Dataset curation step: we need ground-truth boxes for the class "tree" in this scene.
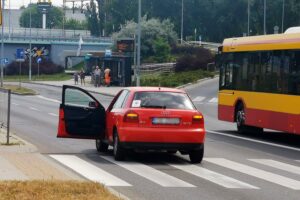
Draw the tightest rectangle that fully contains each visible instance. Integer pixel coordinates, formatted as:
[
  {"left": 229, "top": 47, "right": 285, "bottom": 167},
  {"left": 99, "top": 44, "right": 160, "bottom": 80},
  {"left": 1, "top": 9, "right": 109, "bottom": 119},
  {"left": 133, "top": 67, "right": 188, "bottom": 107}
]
[
  {"left": 19, "top": 5, "right": 63, "bottom": 29},
  {"left": 153, "top": 37, "right": 171, "bottom": 62},
  {"left": 113, "top": 17, "right": 178, "bottom": 58},
  {"left": 86, "top": 0, "right": 100, "bottom": 36},
  {"left": 64, "top": 19, "right": 88, "bottom": 30}
]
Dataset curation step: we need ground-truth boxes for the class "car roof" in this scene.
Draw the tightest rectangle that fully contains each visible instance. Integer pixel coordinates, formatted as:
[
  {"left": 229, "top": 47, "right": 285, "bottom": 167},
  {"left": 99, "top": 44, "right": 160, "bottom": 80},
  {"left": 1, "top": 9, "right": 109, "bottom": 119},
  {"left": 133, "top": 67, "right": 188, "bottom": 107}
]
[{"left": 126, "top": 87, "right": 186, "bottom": 94}]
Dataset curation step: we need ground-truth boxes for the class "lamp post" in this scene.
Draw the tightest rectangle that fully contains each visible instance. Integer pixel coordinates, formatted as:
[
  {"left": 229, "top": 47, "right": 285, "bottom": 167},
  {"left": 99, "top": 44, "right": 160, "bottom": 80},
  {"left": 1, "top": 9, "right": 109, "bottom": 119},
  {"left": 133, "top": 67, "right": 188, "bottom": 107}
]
[
  {"left": 263, "top": 0, "right": 266, "bottom": 35},
  {"left": 29, "top": 0, "right": 32, "bottom": 81},
  {"left": 1, "top": 0, "right": 5, "bottom": 87},
  {"left": 180, "top": 0, "right": 183, "bottom": 44},
  {"left": 136, "top": 0, "right": 141, "bottom": 86},
  {"left": 247, "top": 0, "right": 250, "bottom": 36},
  {"left": 281, "top": 0, "right": 285, "bottom": 33}
]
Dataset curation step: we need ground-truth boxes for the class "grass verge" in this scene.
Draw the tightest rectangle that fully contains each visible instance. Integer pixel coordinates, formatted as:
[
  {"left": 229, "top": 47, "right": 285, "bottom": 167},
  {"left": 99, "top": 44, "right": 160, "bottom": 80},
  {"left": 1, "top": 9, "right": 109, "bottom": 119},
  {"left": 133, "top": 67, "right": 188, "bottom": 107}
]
[
  {"left": 3, "top": 73, "right": 72, "bottom": 82},
  {"left": 141, "top": 69, "right": 215, "bottom": 87},
  {"left": 0, "top": 180, "right": 121, "bottom": 200},
  {"left": 1, "top": 85, "right": 36, "bottom": 95}
]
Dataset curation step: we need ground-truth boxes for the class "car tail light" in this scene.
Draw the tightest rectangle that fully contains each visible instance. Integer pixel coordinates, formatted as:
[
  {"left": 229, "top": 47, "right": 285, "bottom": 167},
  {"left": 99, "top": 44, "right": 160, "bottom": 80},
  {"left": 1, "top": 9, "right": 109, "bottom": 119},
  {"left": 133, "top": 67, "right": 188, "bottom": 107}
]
[
  {"left": 192, "top": 115, "right": 204, "bottom": 124},
  {"left": 124, "top": 111, "right": 139, "bottom": 123}
]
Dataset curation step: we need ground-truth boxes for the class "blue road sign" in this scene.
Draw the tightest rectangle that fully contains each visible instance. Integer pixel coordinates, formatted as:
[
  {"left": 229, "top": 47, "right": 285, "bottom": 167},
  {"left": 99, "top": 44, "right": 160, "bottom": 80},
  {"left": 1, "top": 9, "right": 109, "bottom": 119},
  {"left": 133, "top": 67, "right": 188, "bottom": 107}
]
[
  {"left": 105, "top": 49, "right": 112, "bottom": 57},
  {"left": 37, "top": 57, "right": 42, "bottom": 64},
  {"left": 16, "top": 48, "right": 24, "bottom": 59},
  {"left": 1, "top": 58, "right": 8, "bottom": 65}
]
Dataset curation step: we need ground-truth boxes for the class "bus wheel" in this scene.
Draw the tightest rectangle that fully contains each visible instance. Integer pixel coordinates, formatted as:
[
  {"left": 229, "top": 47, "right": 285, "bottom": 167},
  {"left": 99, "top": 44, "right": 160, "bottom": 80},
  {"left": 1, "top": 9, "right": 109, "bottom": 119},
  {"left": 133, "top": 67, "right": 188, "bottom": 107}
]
[{"left": 236, "top": 105, "right": 263, "bottom": 134}]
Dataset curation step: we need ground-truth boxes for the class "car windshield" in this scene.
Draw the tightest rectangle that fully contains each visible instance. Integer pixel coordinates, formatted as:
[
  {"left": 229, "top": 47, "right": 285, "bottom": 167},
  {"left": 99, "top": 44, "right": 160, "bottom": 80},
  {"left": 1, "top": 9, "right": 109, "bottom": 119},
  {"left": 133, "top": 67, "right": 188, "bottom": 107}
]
[{"left": 131, "top": 91, "right": 195, "bottom": 110}]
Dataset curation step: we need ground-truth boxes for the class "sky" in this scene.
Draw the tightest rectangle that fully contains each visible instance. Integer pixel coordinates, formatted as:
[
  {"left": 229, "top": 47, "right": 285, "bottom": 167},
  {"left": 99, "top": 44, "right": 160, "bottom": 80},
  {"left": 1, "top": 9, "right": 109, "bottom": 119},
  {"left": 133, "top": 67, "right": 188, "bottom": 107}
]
[{"left": 6, "top": 0, "right": 85, "bottom": 9}]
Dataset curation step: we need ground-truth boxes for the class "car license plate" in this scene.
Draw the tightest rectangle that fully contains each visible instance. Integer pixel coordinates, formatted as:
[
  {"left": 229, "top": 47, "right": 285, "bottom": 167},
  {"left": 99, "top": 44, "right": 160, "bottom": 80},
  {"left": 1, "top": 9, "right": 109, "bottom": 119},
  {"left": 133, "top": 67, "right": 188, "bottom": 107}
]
[{"left": 152, "top": 118, "right": 180, "bottom": 125}]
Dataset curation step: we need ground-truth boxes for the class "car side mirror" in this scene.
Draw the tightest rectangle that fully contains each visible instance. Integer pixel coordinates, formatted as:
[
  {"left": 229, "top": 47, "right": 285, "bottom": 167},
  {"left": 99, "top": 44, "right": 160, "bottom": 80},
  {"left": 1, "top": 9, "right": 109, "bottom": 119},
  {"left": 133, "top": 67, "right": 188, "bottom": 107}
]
[{"left": 89, "top": 101, "right": 98, "bottom": 108}]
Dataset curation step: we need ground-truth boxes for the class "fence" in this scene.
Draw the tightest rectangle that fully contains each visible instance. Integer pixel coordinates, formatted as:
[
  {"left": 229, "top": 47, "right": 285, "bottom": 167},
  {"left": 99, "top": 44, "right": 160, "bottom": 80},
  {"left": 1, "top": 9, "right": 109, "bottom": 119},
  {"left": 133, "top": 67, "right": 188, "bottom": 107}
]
[
  {"left": 139, "top": 63, "right": 176, "bottom": 75},
  {"left": 0, "top": 88, "right": 11, "bottom": 145}
]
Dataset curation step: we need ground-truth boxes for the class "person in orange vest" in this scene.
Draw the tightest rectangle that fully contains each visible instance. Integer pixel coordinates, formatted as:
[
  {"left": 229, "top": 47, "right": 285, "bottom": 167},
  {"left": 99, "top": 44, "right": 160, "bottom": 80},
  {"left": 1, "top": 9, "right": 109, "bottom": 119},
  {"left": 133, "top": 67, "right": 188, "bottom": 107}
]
[{"left": 104, "top": 67, "right": 111, "bottom": 87}]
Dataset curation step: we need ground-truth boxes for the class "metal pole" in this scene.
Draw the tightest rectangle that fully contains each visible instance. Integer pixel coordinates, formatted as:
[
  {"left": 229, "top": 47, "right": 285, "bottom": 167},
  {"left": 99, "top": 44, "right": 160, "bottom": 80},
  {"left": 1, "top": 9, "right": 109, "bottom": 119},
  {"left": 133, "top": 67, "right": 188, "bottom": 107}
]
[
  {"left": 136, "top": 0, "right": 141, "bottom": 86},
  {"left": 247, "top": 0, "right": 250, "bottom": 36},
  {"left": 29, "top": 0, "right": 32, "bottom": 81},
  {"left": 282, "top": 0, "right": 285, "bottom": 33},
  {"left": 6, "top": 89, "right": 10, "bottom": 145},
  {"left": 264, "top": 0, "right": 266, "bottom": 35},
  {"left": 180, "top": 0, "right": 183, "bottom": 44},
  {"left": 38, "top": 62, "right": 40, "bottom": 79},
  {"left": 8, "top": 0, "right": 11, "bottom": 39},
  {"left": 19, "top": 62, "right": 21, "bottom": 88},
  {"left": 0, "top": 0, "right": 4, "bottom": 88}
]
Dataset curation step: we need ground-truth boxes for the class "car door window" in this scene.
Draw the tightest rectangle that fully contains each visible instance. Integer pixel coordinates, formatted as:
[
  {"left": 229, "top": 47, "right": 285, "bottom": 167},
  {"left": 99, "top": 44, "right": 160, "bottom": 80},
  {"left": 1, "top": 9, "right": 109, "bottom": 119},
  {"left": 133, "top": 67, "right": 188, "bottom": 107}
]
[
  {"left": 65, "top": 88, "right": 94, "bottom": 107},
  {"left": 113, "top": 90, "right": 129, "bottom": 109}
]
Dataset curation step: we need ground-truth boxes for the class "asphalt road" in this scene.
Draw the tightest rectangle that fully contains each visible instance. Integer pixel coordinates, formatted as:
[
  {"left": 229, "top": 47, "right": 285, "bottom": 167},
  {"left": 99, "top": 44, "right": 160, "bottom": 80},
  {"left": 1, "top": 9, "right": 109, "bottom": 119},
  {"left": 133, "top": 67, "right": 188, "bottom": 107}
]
[{"left": 9, "top": 79, "right": 300, "bottom": 200}]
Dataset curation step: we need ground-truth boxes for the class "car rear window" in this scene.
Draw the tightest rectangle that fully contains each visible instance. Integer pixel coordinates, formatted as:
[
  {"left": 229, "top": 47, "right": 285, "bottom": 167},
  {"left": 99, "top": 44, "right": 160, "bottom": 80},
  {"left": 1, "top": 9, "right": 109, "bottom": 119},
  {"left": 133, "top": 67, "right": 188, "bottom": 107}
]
[{"left": 131, "top": 91, "right": 195, "bottom": 110}]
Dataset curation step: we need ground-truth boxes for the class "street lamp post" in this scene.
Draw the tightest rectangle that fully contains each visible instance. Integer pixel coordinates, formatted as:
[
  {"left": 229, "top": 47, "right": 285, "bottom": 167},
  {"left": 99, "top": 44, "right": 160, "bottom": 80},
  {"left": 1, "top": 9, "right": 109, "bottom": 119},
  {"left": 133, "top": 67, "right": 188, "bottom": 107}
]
[
  {"left": 136, "top": 0, "right": 141, "bottom": 86},
  {"left": 29, "top": 0, "right": 32, "bottom": 81},
  {"left": 281, "top": 0, "right": 285, "bottom": 33},
  {"left": 1, "top": 0, "right": 5, "bottom": 87},
  {"left": 264, "top": 0, "right": 266, "bottom": 35},
  {"left": 180, "top": 0, "right": 183, "bottom": 44}
]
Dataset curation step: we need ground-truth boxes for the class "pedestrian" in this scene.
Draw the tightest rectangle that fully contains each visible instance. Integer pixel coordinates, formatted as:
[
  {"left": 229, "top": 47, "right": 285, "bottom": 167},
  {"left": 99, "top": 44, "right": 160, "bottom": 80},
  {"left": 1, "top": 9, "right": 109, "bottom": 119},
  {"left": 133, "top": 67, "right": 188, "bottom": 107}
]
[
  {"left": 104, "top": 67, "right": 111, "bottom": 87},
  {"left": 80, "top": 68, "right": 85, "bottom": 86},
  {"left": 94, "top": 66, "right": 101, "bottom": 87},
  {"left": 73, "top": 71, "right": 79, "bottom": 85}
]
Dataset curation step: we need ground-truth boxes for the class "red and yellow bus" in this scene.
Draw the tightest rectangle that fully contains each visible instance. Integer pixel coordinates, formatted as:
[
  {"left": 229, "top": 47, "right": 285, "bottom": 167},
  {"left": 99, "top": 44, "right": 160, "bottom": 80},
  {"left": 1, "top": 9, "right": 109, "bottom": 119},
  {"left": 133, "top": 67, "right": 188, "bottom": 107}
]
[{"left": 217, "top": 30, "right": 300, "bottom": 134}]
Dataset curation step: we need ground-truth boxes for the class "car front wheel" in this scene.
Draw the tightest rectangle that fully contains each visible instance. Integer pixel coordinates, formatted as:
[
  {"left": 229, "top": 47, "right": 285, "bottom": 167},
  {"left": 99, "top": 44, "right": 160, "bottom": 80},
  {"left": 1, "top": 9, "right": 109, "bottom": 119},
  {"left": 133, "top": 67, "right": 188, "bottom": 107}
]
[{"left": 189, "top": 146, "right": 204, "bottom": 164}]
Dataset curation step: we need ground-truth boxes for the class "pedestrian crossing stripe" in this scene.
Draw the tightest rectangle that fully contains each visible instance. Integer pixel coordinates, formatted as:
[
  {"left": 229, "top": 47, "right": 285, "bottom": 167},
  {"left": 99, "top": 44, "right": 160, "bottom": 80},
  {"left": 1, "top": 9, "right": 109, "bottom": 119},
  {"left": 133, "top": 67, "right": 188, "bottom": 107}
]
[
  {"left": 49, "top": 155, "right": 300, "bottom": 190},
  {"left": 193, "top": 96, "right": 205, "bottom": 102},
  {"left": 205, "top": 158, "right": 300, "bottom": 190},
  {"left": 50, "top": 155, "right": 131, "bottom": 187},
  {"left": 192, "top": 96, "right": 218, "bottom": 103},
  {"left": 208, "top": 97, "right": 218, "bottom": 103},
  {"left": 249, "top": 159, "right": 300, "bottom": 176}
]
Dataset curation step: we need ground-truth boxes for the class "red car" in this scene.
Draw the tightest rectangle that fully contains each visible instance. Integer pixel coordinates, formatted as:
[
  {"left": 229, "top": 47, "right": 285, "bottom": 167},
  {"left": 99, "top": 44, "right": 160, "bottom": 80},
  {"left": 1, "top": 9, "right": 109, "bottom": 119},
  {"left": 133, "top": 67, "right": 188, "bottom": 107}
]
[{"left": 57, "top": 86, "right": 206, "bottom": 163}]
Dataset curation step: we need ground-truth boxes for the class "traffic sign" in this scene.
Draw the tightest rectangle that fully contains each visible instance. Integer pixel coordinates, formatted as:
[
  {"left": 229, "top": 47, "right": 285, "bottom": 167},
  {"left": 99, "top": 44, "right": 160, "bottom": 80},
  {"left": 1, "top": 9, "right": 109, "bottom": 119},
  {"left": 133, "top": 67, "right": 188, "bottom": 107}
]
[
  {"left": 1, "top": 58, "right": 8, "bottom": 65},
  {"left": 37, "top": 57, "right": 42, "bottom": 64},
  {"left": 16, "top": 48, "right": 25, "bottom": 62},
  {"left": 105, "top": 49, "right": 112, "bottom": 57}
]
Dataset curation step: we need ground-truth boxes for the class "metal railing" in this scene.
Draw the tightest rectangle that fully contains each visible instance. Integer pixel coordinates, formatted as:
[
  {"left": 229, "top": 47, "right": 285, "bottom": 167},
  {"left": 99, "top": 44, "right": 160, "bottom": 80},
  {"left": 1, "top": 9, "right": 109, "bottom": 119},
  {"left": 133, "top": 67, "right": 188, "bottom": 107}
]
[
  {"left": 139, "top": 63, "right": 175, "bottom": 75},
  {"left": 0, "top": 88, "right": 11, "bottom": 145}
]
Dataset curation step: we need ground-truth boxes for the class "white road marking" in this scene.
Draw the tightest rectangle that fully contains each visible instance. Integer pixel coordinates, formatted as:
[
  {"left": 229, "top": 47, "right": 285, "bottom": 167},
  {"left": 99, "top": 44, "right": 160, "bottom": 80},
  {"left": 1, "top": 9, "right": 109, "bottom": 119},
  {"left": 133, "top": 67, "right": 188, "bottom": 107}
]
[
  {"left": 37, "top": 95, "right": 61, "bottom": 103},
  {"left": 205, "top": 158, "right": 300, "bottom": 190},
  {"left": 193, "top": 96, "right": 205, "bottom": 102},
  {"left": 208, "top": 97, "right": 218, "bottom": 103},
  {"left": 170, "top": 163, "right": 258, "bottom": 189},
  {"left": 48, "top": 113, "right": 58, "bottom": 117},
  {"left": 29, "top": 107, "right": 39, "bottom": 111},
  {"left": 12, "top": 103, "right": 19, "bottom": 106},
  {"left": 249, "top": 159, "right": 300, "bottom": 176},
  {"left": 207, "top": 130, "right": 300, "bottom": 152},
  {"left": 50, "top": 155, "right": 131, "bottom": 187},
  {"left": 102, "top": 156, "right": 195, "bottom": 187}
]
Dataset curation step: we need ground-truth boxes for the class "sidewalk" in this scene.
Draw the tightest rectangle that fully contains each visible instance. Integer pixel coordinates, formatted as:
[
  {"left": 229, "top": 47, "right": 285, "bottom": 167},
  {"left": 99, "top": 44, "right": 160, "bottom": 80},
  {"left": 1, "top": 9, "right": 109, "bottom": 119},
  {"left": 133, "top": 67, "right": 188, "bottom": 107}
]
[
  {"left": 32, "top": 76, "right": 123, "bottom": 97},
  {"left": 0, "top": 128, "right": 82, "bottom": 181}
]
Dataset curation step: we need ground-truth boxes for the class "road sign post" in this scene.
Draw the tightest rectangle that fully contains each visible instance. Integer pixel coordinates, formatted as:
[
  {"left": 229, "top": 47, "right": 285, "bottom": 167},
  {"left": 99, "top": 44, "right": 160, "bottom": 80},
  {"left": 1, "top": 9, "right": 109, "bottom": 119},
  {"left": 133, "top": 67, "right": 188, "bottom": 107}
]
[
  {"left": 37, "top": 57, "right": 42, "bottom": 78},
  {"left": 16, "top": 48, "right": 25, "bottom": 88}
]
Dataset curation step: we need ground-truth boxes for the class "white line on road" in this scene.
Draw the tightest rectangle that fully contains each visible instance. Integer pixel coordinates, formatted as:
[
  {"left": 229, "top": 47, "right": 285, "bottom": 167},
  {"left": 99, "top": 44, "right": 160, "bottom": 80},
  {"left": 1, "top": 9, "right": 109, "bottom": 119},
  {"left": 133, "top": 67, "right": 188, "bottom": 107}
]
[
  {"left": 12, "top": 103, "right": 19, "bottom": 106},
  {"left": 249, "top": 159, "right": 300, "bottom": 176},
  {"left": 205, "top": 158, "right": 300, "bottom": 190},
  {"left": 102, "top": 156, "right": 195, "bottom": 187},
  {"left": 48, "top": 113, "right": 58, "bottom": 117},
  {"left": 170, "top": 163, "right": 258, "bottom": 189},
  {"left": 37, "top": 95, "right": 61, "bottom": 104},
  {"left": 208, "top": 97, "right": 218, "bottom": 103},
  {"left": 50, "top": 155, "right": 131, "bottom": 187},
  {"left": 29, "top": 107, "right": 39, "bottom": 111},
  {"left": 193, "top": 96, "right": 205, "bottom": 102},
  {"left": 207, "top": 130, "right": 300, "bottom": 152}
]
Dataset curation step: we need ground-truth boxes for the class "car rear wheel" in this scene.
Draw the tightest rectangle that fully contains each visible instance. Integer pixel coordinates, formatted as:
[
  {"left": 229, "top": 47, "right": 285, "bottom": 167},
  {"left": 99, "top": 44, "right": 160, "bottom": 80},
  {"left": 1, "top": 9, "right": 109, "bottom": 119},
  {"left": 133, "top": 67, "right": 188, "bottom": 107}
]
[
  {"left": 113, "top": 131, "right": 125, "bottom": 161},
  {"left": 96, "top": 139, "right": 108, "bottom": 152},
  {"left": 189, "top": 146, "right": 204, "bottom": 164}
]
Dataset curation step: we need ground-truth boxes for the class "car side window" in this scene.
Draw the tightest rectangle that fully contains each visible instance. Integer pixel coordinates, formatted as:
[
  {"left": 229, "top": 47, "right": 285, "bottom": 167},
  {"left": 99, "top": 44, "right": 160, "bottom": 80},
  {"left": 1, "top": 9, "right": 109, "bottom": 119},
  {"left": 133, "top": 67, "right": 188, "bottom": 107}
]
[
  {"left": 65, "top": 88, "right": 95, "bottom": 107},
  {"left": 113, "top": 90, "right": 129, "bottom": 109}
]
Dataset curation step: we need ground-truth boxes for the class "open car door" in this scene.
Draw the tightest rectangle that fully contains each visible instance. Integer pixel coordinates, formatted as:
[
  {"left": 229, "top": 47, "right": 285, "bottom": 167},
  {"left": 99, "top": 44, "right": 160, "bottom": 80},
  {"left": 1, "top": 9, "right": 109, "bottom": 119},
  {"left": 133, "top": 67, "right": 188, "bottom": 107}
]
[{"left": 57, "top": 85, "right": 106, "bottom": 139}]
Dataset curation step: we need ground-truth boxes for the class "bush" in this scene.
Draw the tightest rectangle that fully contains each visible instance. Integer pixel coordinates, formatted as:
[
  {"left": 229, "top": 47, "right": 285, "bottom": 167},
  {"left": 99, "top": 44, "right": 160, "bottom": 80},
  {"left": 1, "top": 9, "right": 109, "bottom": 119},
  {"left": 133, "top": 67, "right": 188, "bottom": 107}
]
[
  {"left": 5, "top": 60, "right": 64, "bottom": 75},
  {"left": 173, "top": 45, "right": 215, "bottom": 72}
]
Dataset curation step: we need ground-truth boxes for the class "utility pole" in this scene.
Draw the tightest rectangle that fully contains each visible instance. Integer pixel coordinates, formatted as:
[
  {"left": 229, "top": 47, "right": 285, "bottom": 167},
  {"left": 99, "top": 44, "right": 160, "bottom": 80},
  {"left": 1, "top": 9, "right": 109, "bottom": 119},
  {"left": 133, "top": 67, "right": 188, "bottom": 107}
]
[
  {"left": 247, "top": 0, "right": 250, "bottom": 36},
  {"left": 1, "top": 0, "right": 4, "bottom": 87},
  {"left": 29, "top": 0, "right": 32, "bottom": 81},
  {"left": 180, "top": 0, "right": 183, "bottom": 44},
  {"left": 281, "top": 0, "right": 285, "bottom": 33},
  {"left": 136, "top": 0, "right": 141, "bottom": 86},
  {"left": 264, "top": 0, "right": 266, "bottom": 35}
]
